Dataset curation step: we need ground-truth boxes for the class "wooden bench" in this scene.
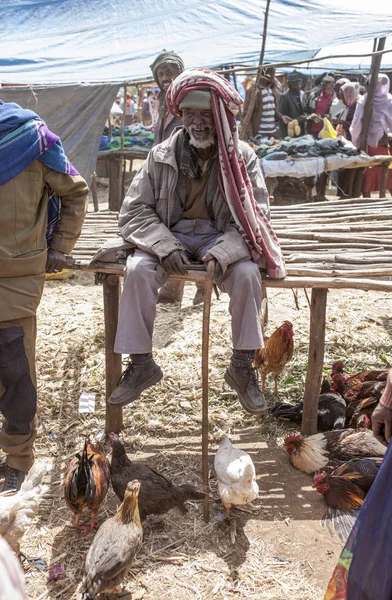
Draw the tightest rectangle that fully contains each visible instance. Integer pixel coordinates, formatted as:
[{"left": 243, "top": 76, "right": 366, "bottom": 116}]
[{"left": 72, "top": 198, "right": 392, "bottom": 519}]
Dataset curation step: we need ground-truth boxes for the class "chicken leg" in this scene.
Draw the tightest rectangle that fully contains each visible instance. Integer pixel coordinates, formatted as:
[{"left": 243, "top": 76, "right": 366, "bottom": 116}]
[{"left": 223, "top": 502, "right": 237, "bottom": 544}]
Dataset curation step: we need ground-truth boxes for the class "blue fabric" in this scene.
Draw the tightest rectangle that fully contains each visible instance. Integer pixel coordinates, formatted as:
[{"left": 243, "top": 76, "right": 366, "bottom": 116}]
[
  {"left": 0, "top": 100, "right": 79, "bottom": 245},
  {"left": 346, "top": 443, "right": 392, "bottom": 599},
  {"left": 0, "top": 1, "right": 391, "bottom": 84}
]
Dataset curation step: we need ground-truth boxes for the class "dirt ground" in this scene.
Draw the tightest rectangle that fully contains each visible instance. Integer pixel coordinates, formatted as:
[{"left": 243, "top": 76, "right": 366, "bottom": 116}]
[{"left": 9, "top": 263, "right": 390, "bottom": 600}]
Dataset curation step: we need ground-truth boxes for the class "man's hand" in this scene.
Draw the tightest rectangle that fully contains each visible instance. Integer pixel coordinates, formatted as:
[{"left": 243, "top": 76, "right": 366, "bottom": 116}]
[
  {"left": 202, "top": 253, "right": 221, "bottom": 279},
  {"left": 281, "top": 115, "right": 292, "bottom": 125},
  {"left": 45, "top": 249, "right": 75, "bottom": 273},
  {"left": 372, "top": 402, "right": 392, "bottom": 447},
  {"left": 161, "top": 250, "right": 190, "bottom": 275}
]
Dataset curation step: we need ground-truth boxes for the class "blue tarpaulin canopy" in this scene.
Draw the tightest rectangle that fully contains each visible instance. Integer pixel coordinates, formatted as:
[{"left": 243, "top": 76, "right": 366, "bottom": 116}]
[{"left": 1, "top": 0, "right": 392, "bottom": 84}]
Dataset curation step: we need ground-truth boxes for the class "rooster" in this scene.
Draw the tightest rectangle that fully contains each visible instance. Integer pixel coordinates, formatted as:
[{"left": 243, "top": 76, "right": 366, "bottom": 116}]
[
  {"left": 270, "top": 389, "right": 346, "bottom": 431},
  {"left": 81, "top": 480, "right": 143, "bottom": 599},
  {"left": 109, "top": 434, "right": 205, "bottom": 521},
  {"left": 0, "top": 462, "right": 49, "bottom": 555},
  {"left": 331, "top": 361, "right": 388, "bottom": 385},
  {"left": 314, "top": 458, "right": 381, "bottom": 509},
  {"left": 283, "top": 429, "right": 386, "bottom": 475},
  {"left": 64, "top": 439, "right": 110, "bottom": 529},
  {"left": 254, "top": 321, "right": 294, "bottom": 396},
  {"left": 332, "top": 372, "right": 386, "bottom": 428}
]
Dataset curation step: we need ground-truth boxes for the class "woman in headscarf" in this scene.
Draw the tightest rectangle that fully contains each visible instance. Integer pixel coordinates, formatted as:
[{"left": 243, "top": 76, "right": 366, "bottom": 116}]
[
  {"left": 335, "top": 82, "right": 360, "bottom": 198},
  {"left": 350, "top": 74, "right": 392, "bottom": 196},
  {"left": 336, "top": 82, "right": 359, "bottom": 140}
]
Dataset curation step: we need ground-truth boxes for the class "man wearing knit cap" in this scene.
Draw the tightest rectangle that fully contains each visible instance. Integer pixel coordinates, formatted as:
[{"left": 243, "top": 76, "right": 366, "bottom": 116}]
[
  {"left": 372, "top": 369, "right": 392, "bottom": 446},
  {"left": 150, "top": 50, "right": 185, "bottom": 146},
  {"left": 278, "top": 72, "right": 306, "bottom": 137},
  {"left": 109, "top": 69, "right": 286, "bottom": 416}
]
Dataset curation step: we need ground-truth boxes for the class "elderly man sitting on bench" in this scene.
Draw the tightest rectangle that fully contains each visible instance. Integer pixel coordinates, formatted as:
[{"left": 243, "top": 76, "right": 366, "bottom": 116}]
[{"left": 109, "top": 69, "right": 286, "bottom": 415}]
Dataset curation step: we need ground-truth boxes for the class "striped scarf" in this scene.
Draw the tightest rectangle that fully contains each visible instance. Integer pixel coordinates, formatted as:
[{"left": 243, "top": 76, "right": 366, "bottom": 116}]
[{"left": 166, "top": 69, "right": 286, "bottom": 279}]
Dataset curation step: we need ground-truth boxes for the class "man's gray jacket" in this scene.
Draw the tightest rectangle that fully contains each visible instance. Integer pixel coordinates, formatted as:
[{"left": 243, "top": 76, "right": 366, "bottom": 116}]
[{"left": 119, "top": 129, "right": 270, "bottom": 272}]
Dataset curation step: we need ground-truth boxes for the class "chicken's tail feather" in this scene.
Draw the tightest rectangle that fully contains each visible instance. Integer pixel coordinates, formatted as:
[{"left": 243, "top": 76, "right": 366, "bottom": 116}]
[
  {"left": 177, "top": 485, "right": 206, "bottom": 502},
  {"left": 269, "top": 401, "right": 303, "bottom": 422},
  {"left": 321, "top": 507, "right": 359, "bottom": 543}
]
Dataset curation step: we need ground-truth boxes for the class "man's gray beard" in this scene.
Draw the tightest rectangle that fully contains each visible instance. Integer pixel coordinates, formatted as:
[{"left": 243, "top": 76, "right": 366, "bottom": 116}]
[{"left": 186, "top": 128, "right": 216, "bottom": 149}]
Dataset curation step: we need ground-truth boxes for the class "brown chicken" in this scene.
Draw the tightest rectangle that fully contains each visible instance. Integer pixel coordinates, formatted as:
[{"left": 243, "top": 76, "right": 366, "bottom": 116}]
[
  {"left": 64, "top": 439, "right": 110, "bottom": 529},
  {"left": 254, "top": 321, "right": 294, "bottom": 396},
  {"left": 109, "top": 434, "right": 206, "bottom": 521},
  {"left": 314, "top": 458, "right": 381, "bottom": 509},
  {"left": 332, "top": 372, "right": 386, "bottom": 428},
  {"left": 81, "top": 480, "right": 143, "bottom": 599},
  {"left": 283, "top": 429, "right": 386, "bottom": 475}
]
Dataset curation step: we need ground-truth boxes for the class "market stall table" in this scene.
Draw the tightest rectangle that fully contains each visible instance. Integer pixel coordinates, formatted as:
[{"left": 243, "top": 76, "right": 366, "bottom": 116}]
[{"left": 261, "top": 153, "right": 392, "bottom": 201}]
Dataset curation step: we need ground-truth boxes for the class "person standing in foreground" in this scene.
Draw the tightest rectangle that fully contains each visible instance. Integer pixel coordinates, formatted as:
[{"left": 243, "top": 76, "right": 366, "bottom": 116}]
[
  {"left": 350, "top": 74, "right": 392, "bottom": 197},
  {"left": 108, "top": 69, "right": 286, "bottom": 415},
  {"left": 0, "top": 100, "right": 88, "bottom": 491},
  {"left": 372, "top": 369, "right": 392, "bottom": 446}
]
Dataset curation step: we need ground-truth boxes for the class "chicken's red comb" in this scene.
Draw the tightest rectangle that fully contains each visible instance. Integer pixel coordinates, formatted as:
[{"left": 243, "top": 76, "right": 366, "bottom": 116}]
[
  {"left": 283, "top": 434, "right": 301, "bottom": 446},
  {"left": 313, "top": 473, "right": 327, "bottom": 486},
  {"left": 332, "top": 360, "right": 345, "bottom": 371},
  {"left": 282, "top": 321, "right": 293, "bottom": 328},
  {"left": 332, "top": 372, "right": 346, "bottom": 381}
]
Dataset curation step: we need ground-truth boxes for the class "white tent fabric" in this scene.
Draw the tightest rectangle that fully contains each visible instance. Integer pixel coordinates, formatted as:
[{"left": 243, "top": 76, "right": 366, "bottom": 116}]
[{"left": 1, "top": 0, "right": 392, "bottom": 84}]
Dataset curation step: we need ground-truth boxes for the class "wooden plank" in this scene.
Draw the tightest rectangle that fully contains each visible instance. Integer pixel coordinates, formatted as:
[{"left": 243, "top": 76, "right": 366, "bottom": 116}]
[
  {"left": 108, "top": 157, "right": 124, "bottom": 212},
  {"left": 302, "top": 288, "right": 328, "bottom": 435},
  {"left": 103, "top": 275, "right": 123, "bottom": 433}
]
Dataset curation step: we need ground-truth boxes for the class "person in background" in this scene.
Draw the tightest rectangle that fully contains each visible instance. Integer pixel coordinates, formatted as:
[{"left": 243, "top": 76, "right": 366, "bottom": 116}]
[
  {"left": 333, "top": 82, "right": 360, "bottom": 198},
  {"left": 243, "top": 66, "right": 281, "bottom": 139},
  {"left": 120, "top": 92, "right": 136, "bottom": 126},
  {"left": 350, "top": 73, "right": 392, "bottom": 197},
  {"left": 142, "top": 92, "right": 152, "bottom": 126},
  {"left": 334, "top": 81, "right": 359, "bottom": 140},
  {"left": 150, "top": 50, "right": 184, "bottom": 146},
  {"left": 0, "top": 100, "right": 88, "bottom": 491},
  {"left": 149, "top": 50, "right": 204, "bottom": 304},
  {"left": 278, "top": 72, "right": 306, "bottom": 137},
  {"left": 330, "top": 77, "right": 350, "bottom": 120},
  {"left": 149, "top": 91, "right": 159, "bottom": 125},
  {"left": 306, "top": 75, "right": 335, "bottom": 138}
]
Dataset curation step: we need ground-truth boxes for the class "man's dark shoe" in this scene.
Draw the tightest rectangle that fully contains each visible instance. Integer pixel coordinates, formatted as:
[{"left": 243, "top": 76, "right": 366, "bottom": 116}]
[
  {"left": 2, "top": 465, "right": 26, "bottom": 492},
  {"left": 224, "top": 362, "right": 268, "bottom": 415},
  {"left": 109, "top": 358, "right": 163, "bottom": 407}
]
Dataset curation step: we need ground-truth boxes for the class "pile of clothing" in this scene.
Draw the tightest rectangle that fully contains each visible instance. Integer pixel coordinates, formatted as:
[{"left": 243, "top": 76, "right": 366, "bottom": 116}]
[
  {"left": 255, "top": 135, "right": 360, "bottom": 161},
  {"left": 99, "top": 123, "right": 154, "bottom": 153}
]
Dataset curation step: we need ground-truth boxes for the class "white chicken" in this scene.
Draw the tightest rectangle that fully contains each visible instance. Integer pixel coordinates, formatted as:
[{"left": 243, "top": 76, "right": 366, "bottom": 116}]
[
  {"left": 0, "top": 462, "right": 49, "bottom": 554},
  {"left": 214, "top": 437, "right": 259, "bottom": 541},
  {"left": 0, "top": 536, "right": 26, "bottom": 600}
]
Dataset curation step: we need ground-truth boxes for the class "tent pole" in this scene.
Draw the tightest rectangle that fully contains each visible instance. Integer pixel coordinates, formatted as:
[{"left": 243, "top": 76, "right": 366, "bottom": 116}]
[
  {"left": 352, "top": 37, "right": 386, "bottom": 197},
  {"left": 240, "top": 0, "right": 271, "bottom": 140}
]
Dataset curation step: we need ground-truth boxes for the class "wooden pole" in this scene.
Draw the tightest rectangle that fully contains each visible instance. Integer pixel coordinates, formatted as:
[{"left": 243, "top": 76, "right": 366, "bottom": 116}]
[
  {"left": 103, "top": 274, "right": 123, "bottom": 433},
  {"left": 302, "top": 288, "right": 327, "bottom": 435},
  {"left": 201, "top": 263, "right": 214, "bottom": 522},
  {"left": 91, "top": 172, "right": 99, "bottom": 212},
  {"left": 353, "top": 37, "right": 386, "bottom": 197},
  {"left": 240, "top": 0, "right": 271, "bottom": 140},
  {"left": 379, "top": 161, "right": 389, "bottom": 198}
]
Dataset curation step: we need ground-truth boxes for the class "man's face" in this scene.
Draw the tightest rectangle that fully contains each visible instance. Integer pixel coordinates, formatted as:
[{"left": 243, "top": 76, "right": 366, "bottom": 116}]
[
  {"left": 289, "top": 81, "right": 301, "bottom": 93},
  {"left": 182, "top": 108, "right": 216, "bottom": 149},
  {"left": 323, "top": 82, "right": 334, "bottom": 96},
  {"left": 156, "top": 64, "right": 181, "bottom": 91}
]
